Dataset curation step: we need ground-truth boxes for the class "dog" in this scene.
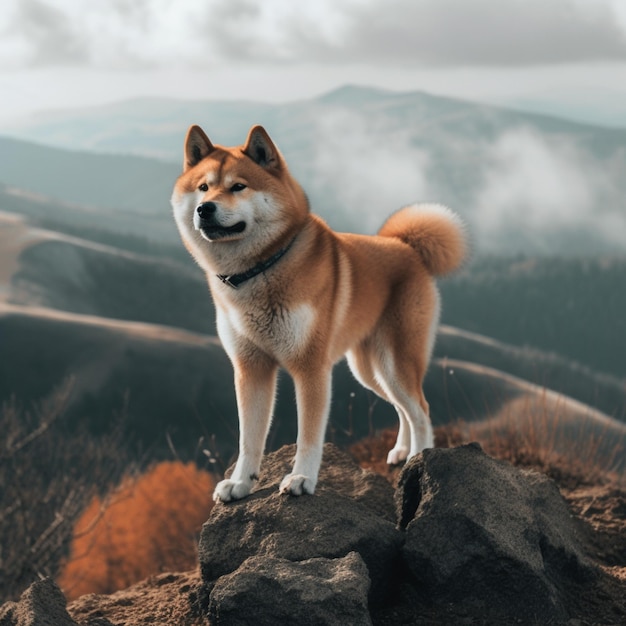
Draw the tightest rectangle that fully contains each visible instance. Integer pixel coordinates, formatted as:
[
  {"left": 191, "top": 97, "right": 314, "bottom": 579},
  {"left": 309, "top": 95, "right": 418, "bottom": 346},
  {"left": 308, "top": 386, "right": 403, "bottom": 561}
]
[{"left": 171, "top": 124, "right": 467, "bottom": 502}]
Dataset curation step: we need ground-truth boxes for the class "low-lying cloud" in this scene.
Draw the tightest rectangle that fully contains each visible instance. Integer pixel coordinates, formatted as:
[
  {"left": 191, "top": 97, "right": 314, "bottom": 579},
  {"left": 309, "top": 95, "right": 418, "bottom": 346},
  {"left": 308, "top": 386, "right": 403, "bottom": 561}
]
[
  {"left": 473, "top": 128, "right": 626, "bottom": 252},
  {"left": 311, "top": 110, "right": 432, "bottom": 233},
  {"left": 306, "top": 109, "right": 626, "bottom": 254}
]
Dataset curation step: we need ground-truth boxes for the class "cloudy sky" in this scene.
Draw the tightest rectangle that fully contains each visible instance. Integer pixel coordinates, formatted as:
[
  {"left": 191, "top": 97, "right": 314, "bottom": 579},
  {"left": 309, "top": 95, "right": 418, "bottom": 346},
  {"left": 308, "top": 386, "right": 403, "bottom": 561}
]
[{"left": 1, "top": 0, "right": 626, "bottom": 121}]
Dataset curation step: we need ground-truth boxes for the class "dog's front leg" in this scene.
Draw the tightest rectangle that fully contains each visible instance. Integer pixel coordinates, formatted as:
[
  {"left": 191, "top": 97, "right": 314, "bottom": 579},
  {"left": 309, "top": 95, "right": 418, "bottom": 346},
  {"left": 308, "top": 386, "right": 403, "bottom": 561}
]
[
  {"left": 279, "top": 369, "right": 332, "bottom": 496},
  {"left": 213, "top": 353, "right": 278, "bottom": 503}
]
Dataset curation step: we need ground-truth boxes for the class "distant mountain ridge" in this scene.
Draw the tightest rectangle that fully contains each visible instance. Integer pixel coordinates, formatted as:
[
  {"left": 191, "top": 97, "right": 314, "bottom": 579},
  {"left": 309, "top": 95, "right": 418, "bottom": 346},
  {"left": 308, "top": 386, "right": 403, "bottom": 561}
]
[
  {"left": 0, "top": 137, "right": 176, "bottom": 215},
  {"left": 1, "top": 85, "right": 625, "bottom": 255},
  {"left": 5, "top": 85, "right": 625, "bottom": 161}
]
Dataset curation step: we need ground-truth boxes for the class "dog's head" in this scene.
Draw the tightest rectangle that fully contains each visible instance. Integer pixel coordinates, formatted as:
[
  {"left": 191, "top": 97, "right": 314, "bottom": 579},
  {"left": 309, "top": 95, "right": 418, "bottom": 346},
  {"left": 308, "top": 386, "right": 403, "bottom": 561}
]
[{"left": 171, "top": 125, "right": 308, "bottom": 271}]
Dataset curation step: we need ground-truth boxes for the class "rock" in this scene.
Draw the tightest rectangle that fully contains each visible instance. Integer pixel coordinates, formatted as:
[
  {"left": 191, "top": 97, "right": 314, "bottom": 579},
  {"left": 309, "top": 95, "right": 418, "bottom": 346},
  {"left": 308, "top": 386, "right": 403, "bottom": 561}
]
[
  {"left": 0, "top": 578, "right": 78, "bottom": 626},
  {"left": 199, "top": 443, "right": 402, "bottom": 603},
  {"left": 395, "top": 442, "right": 596, "bottom": 623},
  {"left": 254, "top": 443, "right": 396, "bottom": 522},
  {"left": 208, "top": 552, "right": 372, "bottom": 626}
]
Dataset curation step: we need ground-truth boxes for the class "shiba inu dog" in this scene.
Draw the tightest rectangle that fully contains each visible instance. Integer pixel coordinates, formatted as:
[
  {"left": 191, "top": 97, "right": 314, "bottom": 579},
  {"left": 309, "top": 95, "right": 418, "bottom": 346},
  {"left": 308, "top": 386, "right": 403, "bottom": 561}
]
[{"left": 171, "top": 124, "right": 467, "bottom": 502}]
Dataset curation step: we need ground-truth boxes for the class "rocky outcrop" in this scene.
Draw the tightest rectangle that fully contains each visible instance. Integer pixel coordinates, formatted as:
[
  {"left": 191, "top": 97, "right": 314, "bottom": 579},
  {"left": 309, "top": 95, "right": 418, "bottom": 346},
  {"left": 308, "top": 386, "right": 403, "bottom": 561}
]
[
  {"left": 3, "top": 442, "right": 621, "bottom": 625},
  {"left": 200, "top": 442, "right": 600, "bottom": 625}
]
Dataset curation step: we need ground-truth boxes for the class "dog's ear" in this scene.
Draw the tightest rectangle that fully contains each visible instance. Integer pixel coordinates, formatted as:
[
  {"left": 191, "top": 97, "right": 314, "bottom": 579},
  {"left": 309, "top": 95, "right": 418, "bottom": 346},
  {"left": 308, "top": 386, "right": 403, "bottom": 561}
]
[
  {"left": 242, "top": 126, "right": 281, "bottom": 171},
  {"left": 184, "top": 125, "right": 214, "bottom": 171}
]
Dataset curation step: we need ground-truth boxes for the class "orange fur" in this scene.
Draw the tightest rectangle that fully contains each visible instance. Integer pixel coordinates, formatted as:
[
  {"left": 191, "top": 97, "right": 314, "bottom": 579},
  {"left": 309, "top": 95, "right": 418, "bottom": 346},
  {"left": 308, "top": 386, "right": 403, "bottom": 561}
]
[
  {"left": 171, "top": 125, "right": 467, "bottom": 501},
  {"left": 378, "top": 204, "right": 468, "bottom": 275}
]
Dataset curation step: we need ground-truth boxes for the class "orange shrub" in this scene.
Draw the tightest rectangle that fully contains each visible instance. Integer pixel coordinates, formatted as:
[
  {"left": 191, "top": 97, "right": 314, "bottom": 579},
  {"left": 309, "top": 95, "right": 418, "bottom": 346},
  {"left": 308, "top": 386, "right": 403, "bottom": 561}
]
[{"left": 58, "top": 461, "right": 215, "bottom": 600}]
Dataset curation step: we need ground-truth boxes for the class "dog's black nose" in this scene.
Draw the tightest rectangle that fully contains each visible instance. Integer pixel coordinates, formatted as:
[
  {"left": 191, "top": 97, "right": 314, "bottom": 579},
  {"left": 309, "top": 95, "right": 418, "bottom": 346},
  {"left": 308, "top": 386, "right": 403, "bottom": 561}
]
[{"left": 197, "top": 202, "right": 217, "bottom": 218}]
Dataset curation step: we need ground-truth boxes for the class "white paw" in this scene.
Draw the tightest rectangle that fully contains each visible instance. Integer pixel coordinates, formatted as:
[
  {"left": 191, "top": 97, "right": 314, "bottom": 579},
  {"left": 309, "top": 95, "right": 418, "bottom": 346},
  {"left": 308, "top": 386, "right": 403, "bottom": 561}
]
[
  {"left": 387, "top": 445, "right": 409, "bottom": 465},
  {"left": 213, "top": 478, "right": 252, "bottom": 503},
  {"left": 279, "top": 473, "right": 316, "bottom": 496}
]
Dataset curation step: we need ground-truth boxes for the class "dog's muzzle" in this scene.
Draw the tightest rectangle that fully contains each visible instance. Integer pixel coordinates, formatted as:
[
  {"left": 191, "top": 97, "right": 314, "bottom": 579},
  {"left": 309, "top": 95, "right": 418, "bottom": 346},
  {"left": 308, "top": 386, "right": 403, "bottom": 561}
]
[{"left": 195, "top": 202, "right": 246, "bottom": 240}]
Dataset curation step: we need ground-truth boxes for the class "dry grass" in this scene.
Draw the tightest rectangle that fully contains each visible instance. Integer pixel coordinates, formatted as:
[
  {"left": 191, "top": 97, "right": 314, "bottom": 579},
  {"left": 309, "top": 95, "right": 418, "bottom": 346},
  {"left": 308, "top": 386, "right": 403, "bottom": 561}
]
[
  {"left": 0, "top": 381, "right": 128, "bottom": 603},
  {"left": 350, "top": 406, "right": 624, "bottom": 491},
  {"left": 58, "top": 461, "right": 216, "bottom": 600}
]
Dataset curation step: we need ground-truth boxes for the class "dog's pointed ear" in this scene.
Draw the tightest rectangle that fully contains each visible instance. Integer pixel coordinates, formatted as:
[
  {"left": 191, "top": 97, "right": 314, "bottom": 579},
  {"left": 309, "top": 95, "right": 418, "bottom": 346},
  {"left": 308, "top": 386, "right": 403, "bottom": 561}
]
[
  {"left": 242, "top": 126, "right": 281, "bottom": 171},
  {"left": 184, "top": 125, "right": 214, "bottom": 171}
]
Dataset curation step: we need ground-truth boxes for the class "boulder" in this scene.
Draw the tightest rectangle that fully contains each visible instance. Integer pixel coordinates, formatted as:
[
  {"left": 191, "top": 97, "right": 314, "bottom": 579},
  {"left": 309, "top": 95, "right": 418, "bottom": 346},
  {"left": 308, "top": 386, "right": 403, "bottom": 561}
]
[
  {"left": 199, "top": 444, "right": 402, "bottom": 604},
  {"left": 208, "top": 552, "right": 372, "bottom": 626},
  {"left": 395, "top": 442, "right": 596, "bottom": 623},
  {"left": 0, "top": 578, "right": 78, "bottom": 626}
]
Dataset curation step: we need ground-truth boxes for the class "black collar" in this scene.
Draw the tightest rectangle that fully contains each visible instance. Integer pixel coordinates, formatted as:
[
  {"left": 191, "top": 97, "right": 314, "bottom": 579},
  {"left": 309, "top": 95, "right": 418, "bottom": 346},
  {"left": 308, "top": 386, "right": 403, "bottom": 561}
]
[{"left": 217, "top": 236, "right": 297, "bottom": 289}]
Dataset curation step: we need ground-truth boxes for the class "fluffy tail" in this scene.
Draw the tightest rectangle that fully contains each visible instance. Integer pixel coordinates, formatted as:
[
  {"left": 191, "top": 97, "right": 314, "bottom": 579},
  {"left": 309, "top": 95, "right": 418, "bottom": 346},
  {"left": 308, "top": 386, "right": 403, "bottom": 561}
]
[{"left": 378, "top": 203, "right": 467, "bottom": 275}]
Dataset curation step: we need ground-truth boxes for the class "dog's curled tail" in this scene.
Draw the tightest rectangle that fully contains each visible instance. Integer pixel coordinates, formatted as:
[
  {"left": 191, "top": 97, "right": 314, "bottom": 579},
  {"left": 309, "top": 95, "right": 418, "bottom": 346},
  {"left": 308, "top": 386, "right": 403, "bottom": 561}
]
[{"left": 378, "top": 203, "right": 468, "bottom": 275}]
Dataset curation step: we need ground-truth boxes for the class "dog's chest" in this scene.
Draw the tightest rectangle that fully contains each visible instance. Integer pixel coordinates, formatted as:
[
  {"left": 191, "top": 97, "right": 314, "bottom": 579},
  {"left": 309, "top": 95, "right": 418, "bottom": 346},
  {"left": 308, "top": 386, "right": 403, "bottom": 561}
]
[{"left": 218, "top": 298, "right": 316, "bottom": 359}]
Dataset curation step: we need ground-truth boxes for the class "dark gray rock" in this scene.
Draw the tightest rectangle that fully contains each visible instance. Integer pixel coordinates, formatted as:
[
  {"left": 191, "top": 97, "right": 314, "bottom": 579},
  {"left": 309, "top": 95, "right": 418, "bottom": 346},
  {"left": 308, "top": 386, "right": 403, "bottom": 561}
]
[
  {"left": 199, "top": 444, "right": 402, "bottom": 603},
  {"left": 395, "top": 442, "right": 596, "bottom": 623},
  {"left": 208, "top": 552, "right": 372, "bottom": 626},
  {"left": 0, "top": 578, "right": 78, "bottom": 626}
]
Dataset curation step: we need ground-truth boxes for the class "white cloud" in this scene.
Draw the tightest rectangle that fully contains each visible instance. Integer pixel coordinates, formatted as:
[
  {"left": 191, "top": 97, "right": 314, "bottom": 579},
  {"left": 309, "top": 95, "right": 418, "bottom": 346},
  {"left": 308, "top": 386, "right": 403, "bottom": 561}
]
[
  {"left": 473, "top": 127, "right": 626, "bottom": 250},
  {"left": 311, "top": 109, "right": 432, "bottom": 232}
]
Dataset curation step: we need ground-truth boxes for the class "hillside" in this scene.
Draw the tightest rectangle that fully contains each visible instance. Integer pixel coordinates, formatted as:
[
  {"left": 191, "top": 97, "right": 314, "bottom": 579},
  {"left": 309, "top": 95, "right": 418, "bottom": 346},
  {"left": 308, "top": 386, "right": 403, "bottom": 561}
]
[
  {"left": 2, "top": 209, "right": 624, "bottom": 419},
  {"left": 3, "top": 303, "right": 624, "bottom": 477},
  {"left": 439, "top": 256, "right": 626, "bottom": 379},
  {"left": 3, "top": 213, "right": 624, "bottom": 466},
  {"left": 436, "top": 326, "right": 626, "bottom": 420},
  {"left": 0, "top": 184, "right": 179, "bottom": 245},
  {"left": 0, "top": 137, "right": 175, "bottom": 215}
]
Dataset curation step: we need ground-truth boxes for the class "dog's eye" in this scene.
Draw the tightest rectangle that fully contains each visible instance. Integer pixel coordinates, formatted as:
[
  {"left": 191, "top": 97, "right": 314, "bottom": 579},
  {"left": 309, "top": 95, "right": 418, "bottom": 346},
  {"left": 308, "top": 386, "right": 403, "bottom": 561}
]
[
  {"left": 230, "top": 183, "right": 247, "bottom": 193},
  {"left": 198, "top": 183, "right": 208, "bottom": 192}
]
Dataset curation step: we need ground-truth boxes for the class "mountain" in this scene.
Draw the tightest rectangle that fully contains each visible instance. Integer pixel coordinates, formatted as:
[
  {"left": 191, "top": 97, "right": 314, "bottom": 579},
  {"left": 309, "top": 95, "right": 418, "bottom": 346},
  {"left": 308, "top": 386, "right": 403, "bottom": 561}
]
[
  {"left": 498, "top": 87, "right": 626, "bottom": 130},
  {"left": 5, "top": 86, "right": 626, "bottom": 163},
  {"left": 2, "top": 85, "right": 626, "bottom": 255},
  {"left": 2, "top": 216, "right": 213, "bottom": 334}
]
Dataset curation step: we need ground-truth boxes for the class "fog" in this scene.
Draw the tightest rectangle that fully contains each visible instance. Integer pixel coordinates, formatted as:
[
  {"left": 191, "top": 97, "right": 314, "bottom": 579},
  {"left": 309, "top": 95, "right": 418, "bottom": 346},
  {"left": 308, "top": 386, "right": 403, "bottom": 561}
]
[
  {"left": 311, "top": 111, "right": 432, "bottom": 233},
  {"left": 473, "top": 128, "right": 626, "bottom": 252},
  {"left": 305, "top": 111, "right": 626, "bottom": 255}
]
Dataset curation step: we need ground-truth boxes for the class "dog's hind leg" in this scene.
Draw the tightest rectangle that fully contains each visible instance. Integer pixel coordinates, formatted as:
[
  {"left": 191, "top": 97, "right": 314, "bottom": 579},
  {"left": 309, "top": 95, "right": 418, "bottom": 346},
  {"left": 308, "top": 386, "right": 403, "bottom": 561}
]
[
  {"left": 213, "top": 350, "right": 278, "bottom": 503},
  {"left": 347, "top": 348, "right": 410, "bottom": 463},
  {"left": 373, "top": 348, "right": 434, "bottom": 460},
  {"left": 387, "top": 407, "right": 412, "bottom": 464},
  {"left": 349, "top": 281, "right": 438, "bottom": 463},
  {"left": 379, "top": 281, "right": 439, "bottom": 460},
  {"left": 279, "top": 368, "right": 332, "bottom": 496}
]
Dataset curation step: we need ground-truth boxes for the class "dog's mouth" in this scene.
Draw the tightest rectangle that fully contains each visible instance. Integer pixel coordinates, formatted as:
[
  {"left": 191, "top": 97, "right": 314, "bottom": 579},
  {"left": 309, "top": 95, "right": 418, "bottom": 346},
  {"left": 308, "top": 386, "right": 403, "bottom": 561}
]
[{"left": 198, "top": 220, "right": 246, "bottom": 241}]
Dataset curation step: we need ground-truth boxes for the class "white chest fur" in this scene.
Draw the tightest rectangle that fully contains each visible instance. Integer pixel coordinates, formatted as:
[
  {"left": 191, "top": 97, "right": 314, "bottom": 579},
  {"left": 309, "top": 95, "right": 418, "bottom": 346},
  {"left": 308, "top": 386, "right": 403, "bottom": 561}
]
[{"left": 217, "top": 301, "right": 316, "bottom": 361}]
